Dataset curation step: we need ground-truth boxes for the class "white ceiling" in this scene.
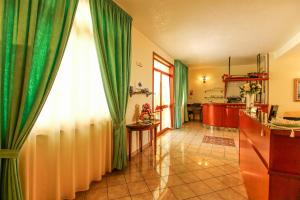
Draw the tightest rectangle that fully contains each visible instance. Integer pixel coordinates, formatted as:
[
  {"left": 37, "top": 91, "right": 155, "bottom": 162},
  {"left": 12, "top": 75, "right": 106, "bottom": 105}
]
[{"left": 115, "top": 0, "right": 300, "bottom": 66}]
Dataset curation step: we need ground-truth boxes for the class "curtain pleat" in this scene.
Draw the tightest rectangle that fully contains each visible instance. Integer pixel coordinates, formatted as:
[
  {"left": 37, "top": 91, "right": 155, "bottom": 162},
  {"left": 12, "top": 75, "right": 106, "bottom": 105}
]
[
  {"left": 174, "top": 60, "right": 188, "bottom": 128},
  {"left": 19, "top": 120, "right": 112, "bottom": 200},
  {"left": 0, "top": 1, "right": 78, "bottom": 199},
  {"left": 89, "top": 0, "right": 132, "bottom": 170},
  {"left": 18, "top": 0, "right": 113, "bottom": 198},
  {"left": 182, "top": 66, "right": 189, "bottom": 122}
]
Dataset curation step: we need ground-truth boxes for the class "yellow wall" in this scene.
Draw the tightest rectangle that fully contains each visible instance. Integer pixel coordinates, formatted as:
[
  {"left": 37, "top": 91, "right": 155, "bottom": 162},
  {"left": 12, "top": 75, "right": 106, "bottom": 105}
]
[
  {"left": 126, "top": 27, "right": 173, "bottom": 153},
  {"left": 188, "top": 64, "right": 256, "bottom": 103},
  {"left": 269, "top": 45, "right": 300, "bottom": 115}
]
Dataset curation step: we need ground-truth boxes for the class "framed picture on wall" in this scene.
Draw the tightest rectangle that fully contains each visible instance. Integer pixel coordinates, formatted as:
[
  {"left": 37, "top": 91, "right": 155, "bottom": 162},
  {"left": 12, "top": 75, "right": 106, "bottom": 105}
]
[{"left": 294, "top": 79, "right": 300, "bottom": 101}]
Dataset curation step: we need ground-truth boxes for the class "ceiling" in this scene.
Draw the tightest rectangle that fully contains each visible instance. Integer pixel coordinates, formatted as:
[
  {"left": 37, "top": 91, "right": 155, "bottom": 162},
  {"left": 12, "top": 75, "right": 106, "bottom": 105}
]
[
  {"left": 114, "top": 0, "right": 300, "bottom": 66},
  {"left": 276, "top": 42, "right": 300, "bottom": 62}
]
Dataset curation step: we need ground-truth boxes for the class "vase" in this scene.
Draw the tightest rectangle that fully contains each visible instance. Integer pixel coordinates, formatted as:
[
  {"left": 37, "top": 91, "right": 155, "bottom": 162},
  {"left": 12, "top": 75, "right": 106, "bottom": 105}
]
[{"left": 246, "top": 94, "right": 255, "bottom": 111}]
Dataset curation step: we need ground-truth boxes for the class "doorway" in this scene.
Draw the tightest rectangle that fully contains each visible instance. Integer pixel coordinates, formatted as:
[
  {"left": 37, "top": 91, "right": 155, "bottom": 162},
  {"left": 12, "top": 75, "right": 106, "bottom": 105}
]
[{"left": 152, "top": 53, "right": 174, "bottom": 134}]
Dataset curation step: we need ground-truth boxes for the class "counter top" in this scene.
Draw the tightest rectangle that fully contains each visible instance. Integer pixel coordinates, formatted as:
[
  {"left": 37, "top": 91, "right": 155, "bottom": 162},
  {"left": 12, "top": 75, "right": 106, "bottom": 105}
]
[
  {"left": 241, "top": 110, "right": 269, "bottom": 124},
  {"left": 240, "top": 110, "right": 300, "bottom": 137},
  {"left": 202, "top": 102, "right": 268, "bottom": 106}
]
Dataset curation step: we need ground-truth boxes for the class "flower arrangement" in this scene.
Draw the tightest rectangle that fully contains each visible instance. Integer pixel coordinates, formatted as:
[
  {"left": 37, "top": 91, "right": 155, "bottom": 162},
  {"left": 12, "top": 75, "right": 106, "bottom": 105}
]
[
  {"left": 155, "top": 105, "right": 168, "bottom": 111},
  {"left": 139, "top": 103, "right": 152, "bottom": 121},
  {"left": 240, "top": 82, "right": 262, "bottom": 97}
]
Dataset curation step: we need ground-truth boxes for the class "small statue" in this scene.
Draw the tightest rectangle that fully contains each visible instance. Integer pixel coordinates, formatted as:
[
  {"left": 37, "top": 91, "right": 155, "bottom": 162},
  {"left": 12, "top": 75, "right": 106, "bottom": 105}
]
[{"left": 133, "top": 104, "right": 140, "bottom": 123}]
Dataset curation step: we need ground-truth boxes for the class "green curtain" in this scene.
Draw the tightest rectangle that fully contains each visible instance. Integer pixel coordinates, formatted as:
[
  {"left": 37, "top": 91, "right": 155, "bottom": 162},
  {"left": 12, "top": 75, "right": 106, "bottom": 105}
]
[
  {"left": 174, "top": 60, "right": 188, "bottom": 128},
  {"left": 0, "top": 1, "right": 78, "bottom": 199},
  {"left": 89, "top": 0, "right": 132, "bottom": 170},
  {"left": 182, "top": 65, "right": 189, "bottom": 122}
]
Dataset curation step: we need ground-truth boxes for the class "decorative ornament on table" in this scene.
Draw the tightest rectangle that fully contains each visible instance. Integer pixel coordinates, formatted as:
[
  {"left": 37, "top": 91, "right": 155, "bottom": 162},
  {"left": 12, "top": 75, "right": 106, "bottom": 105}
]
[
  {"left": 138, "top": 103, "right": 154, "bottom": 124},
  {"left": 133, "top": 104, "right": 140, "bottom": 123},
  {"left": 240, "top": 82, "right": 262, "bottom": 111},
  {"left": 153, "top": 105, "right": 168, "bottom": 121}
]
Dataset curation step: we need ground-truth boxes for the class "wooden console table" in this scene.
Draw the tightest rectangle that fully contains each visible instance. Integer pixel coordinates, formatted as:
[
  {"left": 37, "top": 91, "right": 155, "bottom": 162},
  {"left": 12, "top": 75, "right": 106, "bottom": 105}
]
[{"left": 126, "top": 121, "right": 160, "bottom": 161}]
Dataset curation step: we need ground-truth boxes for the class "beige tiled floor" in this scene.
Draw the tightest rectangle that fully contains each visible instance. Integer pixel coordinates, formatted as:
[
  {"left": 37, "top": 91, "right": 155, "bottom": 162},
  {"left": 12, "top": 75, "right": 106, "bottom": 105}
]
[{"left": 75, "top": 122, "right": 248, "bottom": 200}]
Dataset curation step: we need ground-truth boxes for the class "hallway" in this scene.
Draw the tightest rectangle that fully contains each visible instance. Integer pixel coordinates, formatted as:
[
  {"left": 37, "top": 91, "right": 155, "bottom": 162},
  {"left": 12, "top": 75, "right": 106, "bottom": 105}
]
[{"left": 76, "top": 122, "right": 247, "bottom": 200}]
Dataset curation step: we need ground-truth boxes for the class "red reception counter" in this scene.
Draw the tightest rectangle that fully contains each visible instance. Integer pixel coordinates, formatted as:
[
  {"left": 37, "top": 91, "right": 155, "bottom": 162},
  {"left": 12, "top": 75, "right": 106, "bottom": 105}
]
[
  {"left": 239, "top": 111, "right": 300, "bottom": 200},
  {"left": 202, "top": 103, "right": 268, "bottom": 128}
]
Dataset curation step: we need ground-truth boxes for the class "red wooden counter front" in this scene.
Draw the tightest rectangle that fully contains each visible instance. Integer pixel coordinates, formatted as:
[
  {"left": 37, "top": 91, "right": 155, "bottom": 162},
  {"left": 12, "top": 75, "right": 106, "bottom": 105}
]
[
  {"left": 239, "top": 111, "right": 300, "bottom": 200},
  {"left": 202, "top": 103, "right": 268, "bottom": 128}
]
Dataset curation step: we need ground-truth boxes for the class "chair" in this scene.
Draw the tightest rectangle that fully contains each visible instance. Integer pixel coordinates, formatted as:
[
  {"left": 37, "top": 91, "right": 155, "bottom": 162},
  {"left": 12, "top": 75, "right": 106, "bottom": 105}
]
[
  {"left": 187, "top": 103, "right": 202, "bottom": 121},
  {"left": 187, "top": 104, "right": 194, "bottom": 121}
]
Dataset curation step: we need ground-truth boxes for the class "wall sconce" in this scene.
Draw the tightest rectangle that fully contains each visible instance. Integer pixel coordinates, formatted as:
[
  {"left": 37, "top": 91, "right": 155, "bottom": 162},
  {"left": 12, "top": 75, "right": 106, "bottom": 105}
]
[
  {"left": 202, "top": 75, "right": 207, "bottom": 83},
  {"left": 198, "top": 75, "right": 208, "bottom": 84},
  {"left": 136, "top": 61, "right": 143, "bottom": 68}
]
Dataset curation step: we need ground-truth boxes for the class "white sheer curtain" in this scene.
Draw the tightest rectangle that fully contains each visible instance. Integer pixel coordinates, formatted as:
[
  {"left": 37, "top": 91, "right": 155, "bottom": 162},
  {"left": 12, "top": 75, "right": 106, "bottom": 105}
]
[{"left": 19, "top": 0, "right": 112, "bottom": 199}]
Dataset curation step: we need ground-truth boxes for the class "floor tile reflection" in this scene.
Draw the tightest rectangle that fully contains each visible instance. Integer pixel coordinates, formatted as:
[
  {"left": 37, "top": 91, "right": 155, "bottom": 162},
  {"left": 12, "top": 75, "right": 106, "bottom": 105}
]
[{"left": 75, "top": 122, "right": 248, "bottom": 200}]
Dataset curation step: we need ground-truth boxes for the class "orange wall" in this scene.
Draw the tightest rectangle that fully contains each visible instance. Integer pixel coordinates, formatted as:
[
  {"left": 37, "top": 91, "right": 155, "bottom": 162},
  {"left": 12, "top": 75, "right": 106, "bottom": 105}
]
[
  {"left": 126, "top": 27, "right": 173, "bottom": 153},
  {"left": 188, "top": 64, "right": 257, "bottom": 103},
  {"left": 269, "top": 45, "right": 300, "bottom": 115}
]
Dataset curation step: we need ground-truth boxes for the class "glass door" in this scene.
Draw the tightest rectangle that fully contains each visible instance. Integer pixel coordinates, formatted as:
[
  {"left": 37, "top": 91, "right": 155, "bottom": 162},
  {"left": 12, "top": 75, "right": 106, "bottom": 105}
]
[
  {"left": 153, "top": 53, "right": 174, "bottom": 133},
  {"left": 161, "top": 74, "right": 171, "bottom": 130},
  {"left": 153, "top": 70, "right": 161, "bottom": 131}
]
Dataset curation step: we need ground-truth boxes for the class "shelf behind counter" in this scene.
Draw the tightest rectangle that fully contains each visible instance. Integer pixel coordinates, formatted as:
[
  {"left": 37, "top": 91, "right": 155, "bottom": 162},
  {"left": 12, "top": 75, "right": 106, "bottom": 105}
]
[{"left": 202, "top": 103, "right": 268, "bottom": 128}]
